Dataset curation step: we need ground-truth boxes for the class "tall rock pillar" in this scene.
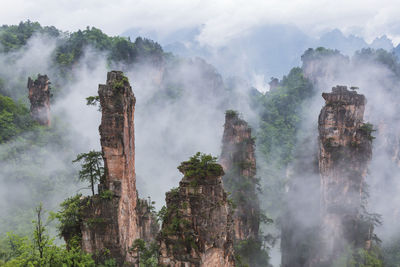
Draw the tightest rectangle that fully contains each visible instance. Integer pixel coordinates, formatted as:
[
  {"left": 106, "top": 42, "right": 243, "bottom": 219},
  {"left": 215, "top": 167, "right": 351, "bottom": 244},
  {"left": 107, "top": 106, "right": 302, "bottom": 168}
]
[
  {"left": 158, "top": 153, "right": 236, "bottom": 267},
  {"left": 27, "top": 74, "right": 51, "bottom": 126},
  {"left": 80, "top": 71, "right": 139, "bottom": 265},
  {"left": 318, "top": 85, "right": 373, "bottom": 263},
  {"left": 219, "top": 110, "right": 259, "bottom": 241}
]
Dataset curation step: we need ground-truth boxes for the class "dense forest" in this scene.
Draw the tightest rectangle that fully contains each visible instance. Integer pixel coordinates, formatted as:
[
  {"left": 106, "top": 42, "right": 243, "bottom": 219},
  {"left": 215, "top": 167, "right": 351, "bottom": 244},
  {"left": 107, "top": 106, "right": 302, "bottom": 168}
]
[{"left": 1, "top": 21, "right": 400, "bottom": 266}]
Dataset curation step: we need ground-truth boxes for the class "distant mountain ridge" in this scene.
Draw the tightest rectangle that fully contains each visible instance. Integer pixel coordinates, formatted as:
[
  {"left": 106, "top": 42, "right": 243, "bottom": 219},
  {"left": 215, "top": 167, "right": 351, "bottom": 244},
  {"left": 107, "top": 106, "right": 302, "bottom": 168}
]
[{"left": 122, "top": 25, "right": 397, "bottom": 85}]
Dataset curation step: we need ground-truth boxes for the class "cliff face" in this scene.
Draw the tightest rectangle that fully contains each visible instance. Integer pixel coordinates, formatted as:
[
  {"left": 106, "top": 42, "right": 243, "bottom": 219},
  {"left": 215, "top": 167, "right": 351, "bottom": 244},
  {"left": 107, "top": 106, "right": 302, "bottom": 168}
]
[
  {"left": 219, "top": 111, "right": 259, "bottom": 241},
  {"left": 80, "top": 71, "right": 138, "bottom": 265},
  {"left": 318, "top": 86, "right": 373, "bottom": 263},
  {"left": 27, "top": 74, "right": 51, "bottom": 126},
  {"left": 158, "top": 153, "right": 235, "bottom": 267}
]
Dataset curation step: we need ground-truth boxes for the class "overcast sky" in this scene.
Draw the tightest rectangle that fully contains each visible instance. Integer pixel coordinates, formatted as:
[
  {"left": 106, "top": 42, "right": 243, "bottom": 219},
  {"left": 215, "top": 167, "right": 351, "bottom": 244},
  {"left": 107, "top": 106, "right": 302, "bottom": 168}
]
[{"left": 2, "top": 0, "right": 400, "bottom": 46}]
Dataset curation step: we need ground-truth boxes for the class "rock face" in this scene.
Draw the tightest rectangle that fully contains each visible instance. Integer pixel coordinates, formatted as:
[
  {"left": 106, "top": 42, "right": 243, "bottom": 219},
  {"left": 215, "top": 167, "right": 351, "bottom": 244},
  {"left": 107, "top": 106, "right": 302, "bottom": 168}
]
[
  {"left": 219, "top": 110, "right": 259, "bottom": 241},
  {"left": 27, "top": 74, "right": 51, "bottom": 126},
  {"left": 137, "top": 198, "right": 159, "bottom": 243},
  {"left": 158, "top": 153, "right": 235, "bottom": 267},
  {"left": 318, "top": 85, "right": 373, "bottom": 263},
  {"left": 80, "top": 71, "right": 138, "bottom": 265}
]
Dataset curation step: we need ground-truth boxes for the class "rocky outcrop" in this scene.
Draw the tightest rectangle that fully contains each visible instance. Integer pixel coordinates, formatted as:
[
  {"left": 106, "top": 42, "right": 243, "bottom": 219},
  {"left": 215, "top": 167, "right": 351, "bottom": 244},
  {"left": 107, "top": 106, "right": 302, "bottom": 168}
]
[
  {"left": 27, "top": 74, "right": 51, "bottom": 126},
  {"left": 137, "top": 198, "right": 159, "bottom": 243},
  {"left": 220, "top": 110, "right": 259, "bottom": 241},
  {"left": 158, "top": 153, "right": 235, "bottom": 267},
  {"left": 318, "top": 85, "right": 373, "bottom": 263},
  {"left": 80, "top": 71, "right": 138, "bottom": 265}
]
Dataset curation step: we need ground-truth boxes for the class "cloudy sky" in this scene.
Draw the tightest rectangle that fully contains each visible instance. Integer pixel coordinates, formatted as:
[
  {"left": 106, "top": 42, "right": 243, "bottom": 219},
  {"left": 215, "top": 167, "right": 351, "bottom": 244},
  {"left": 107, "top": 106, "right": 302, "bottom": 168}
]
[{"left": 2, "top": 0, "right": 400, "bottom": 46}]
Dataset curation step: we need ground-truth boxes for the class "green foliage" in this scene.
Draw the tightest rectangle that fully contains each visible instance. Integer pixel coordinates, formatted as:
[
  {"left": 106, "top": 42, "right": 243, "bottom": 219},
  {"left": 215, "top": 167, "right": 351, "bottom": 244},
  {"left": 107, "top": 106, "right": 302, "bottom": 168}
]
[
  {"left": 131, "top": 239, "right": 159, "bottom": 267},
  {"left": 0, "top": 21, "right": 59, "bottom": 52},
  {"left": 0, "top": 118, "right": 79, "bottom": 237},
  {"left": 255, "top": 66, "right": 316, "bottom": 226},
  {"left": 0, "top": 21, "right": 163, "bottom": 71},
  {"left": 1, "top": 204, "right": 95, "bottom": 266},
  {"left": 160, "top": 202, "right": 192, "bottom": 237},
  {"left": 73, "top": 150, "right": 104, "bottom": 196},
  {"left": 234, "top": 239, "right": 271, "bottom": 267},
  {"left": 354, "top": 247, "right": 384, "bottom": 267},
  {"left": 257, "top": 67, "right": 314, "bottom": 168},
  {"left": 177, "top": 152, "right": 224, "bottom": 178},
  {"left": 359, "top": 123, "right": 376, "bottom": 141},
  {"left": 0, "top": 94, "right": 35, "bottom": 143},
  {"left": 50, "top": 194, "right": 83, "bottom": 241},
  {"left": 301, "top": 47, "right": 345, "bottom": 67},
  {"left": 54, "top": 27, "right": 164, "bottom": 68},
  {"left": 138, "top": 197, "right": 156, "bottom": 213},
  {"left": 354, "top": 48, "right": 400, "bottom": 77},
  {"left": 99, "top": 190, "right": 114, "bottom": 200},
  {"left": 86, "top": 95, "right": 100, "bottom": 106},
  {"left": 225, "top": 109, "right": 239, "bottom": 117},
  {"left": 333, "top": 246, "right": 383, "bottom": 267},
  {"left": 382, "top": 236, "right": 400, "bottom": 267},
  {"left": 168, "top": 187, "right": 179, "bottom": 197},
  {"left": 85, "top": 217, "right": 106, "bottom": 227},
  {"left": 159, "top": 199, "right": 196, "bottom": 254},
  {"left": 157, "top": 206, "right": 168, "bottom": 224},
  {"left": 97, "top": 258, "right": 117, "bottom": 267},
  {"left": 112, "top": 75, "right": 129, "bottom": 90}
]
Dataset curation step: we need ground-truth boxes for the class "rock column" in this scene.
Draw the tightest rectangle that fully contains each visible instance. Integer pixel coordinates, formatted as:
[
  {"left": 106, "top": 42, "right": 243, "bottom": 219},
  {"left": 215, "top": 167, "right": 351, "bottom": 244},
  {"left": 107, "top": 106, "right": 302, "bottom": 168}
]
[
  {"left": 159, "top": 153, "right": 236, "bottom": 267},
  {"left": 27, "top": 74, "right": 51, "bottom": 126},
  {"left": 220, "top": 110, "right": 259, "bottom": 241},
  {"left": 81, "top": 71, "right": 138, "bottom": 265},
  {"left": 318, "top": 85, "right": 372, "bottom": 263}
]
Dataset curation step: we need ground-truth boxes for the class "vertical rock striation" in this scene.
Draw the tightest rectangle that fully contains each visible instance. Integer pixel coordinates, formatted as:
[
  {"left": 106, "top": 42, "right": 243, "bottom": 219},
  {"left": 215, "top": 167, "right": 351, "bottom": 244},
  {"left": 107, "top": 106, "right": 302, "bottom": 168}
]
[
  {"left": 80, "top": 71, "right": 138, "bottom": 265},
  {"left": 27, "top": 74, "right": 51, "bottom": 126},
  {"left": 158, "top": 153, "right": 235, "bottom": 267},
  {"left": 219, "top": 110, "right": 259, "bottom": 241},
  {"left": 318, "top": 85, "right": 373, "bottom": 263}
]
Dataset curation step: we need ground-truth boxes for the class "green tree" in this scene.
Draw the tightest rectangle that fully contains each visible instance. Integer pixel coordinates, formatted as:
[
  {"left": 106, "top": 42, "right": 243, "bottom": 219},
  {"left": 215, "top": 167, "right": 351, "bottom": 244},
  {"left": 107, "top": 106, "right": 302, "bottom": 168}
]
[
  {"left": 34, "top": 204, "right": 47, "bottom": 261},
  {"left": 177, "top": 152, "right": 224, "bottom": 178},
  {"left": 0, "top": 21, "right": 59, "bottom": 52},
  {"left": 2, "top": 204, "right": 95, "bottom": 266},
  {"left": 0, "top": 94, "right": 35, "bottom": 143},
  {"left": 73, "top": 151, "right": 104, "bottom": 196},
  {"left": 50, "top": 194, "right": 83, "bottom": 246},
  {"left": 131, "top": 239, "right": 158, "bottom": 267}
]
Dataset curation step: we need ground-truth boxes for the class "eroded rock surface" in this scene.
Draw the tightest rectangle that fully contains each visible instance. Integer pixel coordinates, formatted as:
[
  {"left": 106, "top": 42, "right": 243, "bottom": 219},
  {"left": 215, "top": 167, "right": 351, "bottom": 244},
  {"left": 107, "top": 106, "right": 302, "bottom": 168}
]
[
  {"left": 80, "top": 71, "right": 138, "bottom": 265},
  {"left": 318, "top": 85, "right": 373, "bottom": 263},
  {"left": 220, "top": 111, "right": 259, "bottom": 241},
  {"left": 158, "top": 153, "right": 235, "bottom": 267},
  {"left": 27, "top": 74, "right": 51, "bottom": 126},
  {"left": 137, "top": 198, "right": 159, "bottom": 243}
]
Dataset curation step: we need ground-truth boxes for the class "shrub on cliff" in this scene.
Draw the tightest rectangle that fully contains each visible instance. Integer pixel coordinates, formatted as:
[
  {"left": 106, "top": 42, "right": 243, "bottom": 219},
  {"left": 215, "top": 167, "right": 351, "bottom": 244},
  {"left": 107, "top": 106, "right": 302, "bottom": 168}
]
[
  {"left": 72, "top": 151, "right": 104, "bottom": 196},
  {"left": 177, "top": 152, "right": 224, "bottom": 179},
  {"left": 50, "top": 194, "right": 83, "bottom": 243}
]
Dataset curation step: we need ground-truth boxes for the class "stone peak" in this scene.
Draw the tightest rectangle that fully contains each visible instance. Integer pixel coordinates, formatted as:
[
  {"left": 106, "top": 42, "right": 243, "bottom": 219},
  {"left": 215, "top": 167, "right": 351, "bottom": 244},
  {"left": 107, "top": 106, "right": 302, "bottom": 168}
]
[
  {"left": 332, "top": 85, "right": 353, "bottom": 94},
  {"left": 27, "top": 74, "right": 50, "bottom": 90},
  {"left": 224, "top": 110, "right": 249, "bottom": 129},
  {"left": 322, "top": 85, "right": 365, "bottom": 105},
  {"left": 106, "top": 70, "right": 126, "bottom": 84}
]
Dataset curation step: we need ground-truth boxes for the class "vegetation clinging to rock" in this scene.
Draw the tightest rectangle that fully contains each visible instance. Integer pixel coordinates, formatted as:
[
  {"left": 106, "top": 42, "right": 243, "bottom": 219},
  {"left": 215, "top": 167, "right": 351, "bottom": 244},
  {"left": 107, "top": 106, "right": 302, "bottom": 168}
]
[{"left": 177, "top": 152, "right": 224, "bottom": 178}]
